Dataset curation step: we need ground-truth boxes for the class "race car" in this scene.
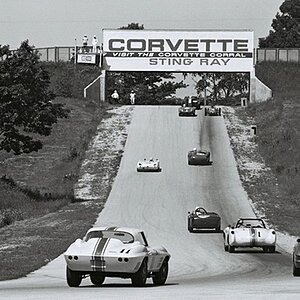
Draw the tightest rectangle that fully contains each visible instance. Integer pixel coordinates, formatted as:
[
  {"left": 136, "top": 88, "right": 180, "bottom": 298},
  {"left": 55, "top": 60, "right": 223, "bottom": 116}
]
[
  {"left": 190, "top": 96, "right": 203, "bottom": 109},
  {"left": 187, "top": 148, "right": 211, "bottom": 165},
  {"left": 223, "top": 218, "right": 276, "bottom": 253},
  {"left": 64, "top": 227, "right": 170, "bottom": 287},
  {"left": 182, "top": 96, "right": 203, "bottom": 109},
  {"left": 188, "top": 207, "right": 221, "bottom": 232},
  {"left": 137, "top": 158, "right": 161, "bottom": 172},
  {"left": 293, "top": 238, "right": 300, "bottom": 276},
  {"left": 204, "top": 106, "right": 222, "bottom": 116},
  {"left": 178, "top": 105, "right": 196, "bottom": 116}
]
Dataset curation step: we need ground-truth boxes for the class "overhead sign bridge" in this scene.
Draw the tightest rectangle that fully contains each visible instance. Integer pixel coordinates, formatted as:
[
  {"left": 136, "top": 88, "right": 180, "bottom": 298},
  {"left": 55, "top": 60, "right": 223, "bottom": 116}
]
[{"left": 102, "top": 29, "right": 254, "bottom": 72}]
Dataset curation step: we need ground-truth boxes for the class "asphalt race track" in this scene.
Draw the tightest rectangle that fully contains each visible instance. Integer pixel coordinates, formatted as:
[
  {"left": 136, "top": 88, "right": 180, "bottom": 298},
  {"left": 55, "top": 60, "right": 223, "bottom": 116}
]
[{"left": 0, "top": 106, "right": 299, "bottom": 299}]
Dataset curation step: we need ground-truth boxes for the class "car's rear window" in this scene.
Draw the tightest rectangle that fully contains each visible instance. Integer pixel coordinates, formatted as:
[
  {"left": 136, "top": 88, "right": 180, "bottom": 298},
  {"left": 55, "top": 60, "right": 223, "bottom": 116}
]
[{"left": 85, "top": 230, "right": 134, "bottom": 243}]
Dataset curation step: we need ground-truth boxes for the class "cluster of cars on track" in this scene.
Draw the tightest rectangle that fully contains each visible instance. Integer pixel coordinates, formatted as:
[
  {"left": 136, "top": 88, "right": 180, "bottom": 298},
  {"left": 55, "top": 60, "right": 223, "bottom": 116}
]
[{"left": 64, "top": 97, "right": 299, "bottom": 287}]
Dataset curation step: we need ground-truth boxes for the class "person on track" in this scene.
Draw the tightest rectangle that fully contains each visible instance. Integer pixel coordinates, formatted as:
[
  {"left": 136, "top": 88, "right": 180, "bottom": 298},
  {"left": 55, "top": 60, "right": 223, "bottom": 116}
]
[{"left": 130, "top": 90, "right": 136, "bottom": 105}]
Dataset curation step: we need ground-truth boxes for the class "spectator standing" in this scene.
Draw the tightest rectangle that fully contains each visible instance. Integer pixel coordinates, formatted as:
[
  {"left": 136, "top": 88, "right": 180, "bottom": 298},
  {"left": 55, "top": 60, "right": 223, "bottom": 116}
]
[
  {"left": 111, "top": 90, "right": 119, "bottom": 103},
  {"left": 92, "top": 35, "right": 98, "bottom": 53},
  {"left": 130, "top": 90, "right": 136, "bottom": 105},
  {"left": 82, "top": 35, "right": 88, "bottom": 52}
]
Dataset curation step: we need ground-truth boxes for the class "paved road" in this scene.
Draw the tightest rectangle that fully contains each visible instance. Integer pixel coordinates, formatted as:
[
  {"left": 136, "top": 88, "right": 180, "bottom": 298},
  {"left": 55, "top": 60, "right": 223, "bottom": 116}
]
[{"left": 0, "top": 106, "right": 299, "bottom": 299}]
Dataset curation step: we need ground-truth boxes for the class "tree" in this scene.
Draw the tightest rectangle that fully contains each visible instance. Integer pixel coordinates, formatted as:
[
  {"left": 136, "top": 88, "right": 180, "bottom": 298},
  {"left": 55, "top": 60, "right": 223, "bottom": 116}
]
[
  {"left": 0, "top": 41, "right": 69, "bottom": 155},
  {"left": 189, "top": 72, "right": 249, "bottom": 105},
  {"left": 120, "top": 22, "right": 144, "bottom": 30},
  {"left": 259, "top": 0, "right": 300, "bottom": 48},
  {"left": 107, "top": 71, "right": 187, "bottom": 105},
  {"left": 107, "top": 23, "right": 187, "bottom": 104}
]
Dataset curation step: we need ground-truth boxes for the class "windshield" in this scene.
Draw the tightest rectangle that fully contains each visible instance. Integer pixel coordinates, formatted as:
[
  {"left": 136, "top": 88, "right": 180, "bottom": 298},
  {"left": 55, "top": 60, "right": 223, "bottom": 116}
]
[
  {"left": 85, "top": 230, "right": 134, "bottom": 243},
  {"left": 236, "top": 219, "right": 265, "bottom": 228}
]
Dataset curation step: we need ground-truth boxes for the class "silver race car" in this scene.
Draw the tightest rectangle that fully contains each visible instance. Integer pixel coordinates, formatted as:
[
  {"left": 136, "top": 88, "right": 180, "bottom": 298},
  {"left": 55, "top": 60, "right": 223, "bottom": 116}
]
[
  {"left": 137, "top": 158, "right": 161, "bottom": 172},
  {"left": 223, "top": 218, "right": 276, "bottom": 253},
  {"left": 178, "top": 106, "right": 196, "bottom": 116},
  {"left": 64, "top": 227, "right": 170, "bottom": 287}
]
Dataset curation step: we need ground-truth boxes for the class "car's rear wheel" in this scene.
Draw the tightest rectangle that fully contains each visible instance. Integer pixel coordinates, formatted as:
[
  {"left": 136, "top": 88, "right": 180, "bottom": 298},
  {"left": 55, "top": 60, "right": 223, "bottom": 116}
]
[
  {"left": 152, "top": 259, "right": 169, "bottom": 285},
  {"left": 228, "top": 245, "right": 235, "bottom": 253},
  {"left": 66, "top": 267, "right": 82, "bottom": 287},
  {"left": 131, "top": 260, "right": 148, "bottom": 287},
  {"left": 293, "top": 264, "right": 300, "bottom": 276},
  {"left": 268, "top": 246, "right": 276, "bottom": 253},
  {"left": 90, "top": 273, "right": 105, "bottom": 286}
]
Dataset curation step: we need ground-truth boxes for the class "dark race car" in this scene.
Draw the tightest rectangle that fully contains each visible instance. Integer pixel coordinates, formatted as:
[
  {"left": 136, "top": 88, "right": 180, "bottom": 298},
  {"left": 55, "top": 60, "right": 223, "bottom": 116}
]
[
  {"left": 188, "top": 207, "right": 221, "bottom": 232},
  {"left": 187, "top": 148, "right": 211, "bottom": 165},
  {"left": 190, "top": 96, "right": 203, "bottom": 110},
  {"left": 293, "top": 238, "right": 300, "bottom": 276},
  {"left": 178, "top": 106, "right": 196, "bottom": 117},
  {"left": 182, "top": 96, "right": 203, "bottom": 110},
  {"left": 204, "top": 106, "right": 222, "bottom": 116}
]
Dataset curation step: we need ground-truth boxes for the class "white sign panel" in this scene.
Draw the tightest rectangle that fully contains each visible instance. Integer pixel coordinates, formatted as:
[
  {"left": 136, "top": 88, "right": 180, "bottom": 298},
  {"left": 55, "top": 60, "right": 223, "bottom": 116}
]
[
  {"left": 77, "top": 53, "right": 97, "bottom": 64},
  {"left": 102, "top": 29, "right": 254, "bottom": 72}
]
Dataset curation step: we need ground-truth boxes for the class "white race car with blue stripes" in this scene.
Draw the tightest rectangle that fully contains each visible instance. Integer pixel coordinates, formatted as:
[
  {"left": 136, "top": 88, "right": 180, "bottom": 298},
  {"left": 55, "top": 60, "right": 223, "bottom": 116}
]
[
  {"left": 64, "top": 226, "right": 170, "bottom": 287},
  {"left": 223, "top": 218, "right": 276, "bottom": 253}
]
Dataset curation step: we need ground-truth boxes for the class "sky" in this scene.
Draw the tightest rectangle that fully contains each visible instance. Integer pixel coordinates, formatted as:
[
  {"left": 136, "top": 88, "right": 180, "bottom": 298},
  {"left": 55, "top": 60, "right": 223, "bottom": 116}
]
[{"left": 0, "top": 0, "right": 283, "bottom": 50}]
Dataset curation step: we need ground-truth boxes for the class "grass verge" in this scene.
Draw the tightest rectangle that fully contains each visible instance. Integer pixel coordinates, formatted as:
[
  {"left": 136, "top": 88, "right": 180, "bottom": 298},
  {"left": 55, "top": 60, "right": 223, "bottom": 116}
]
[
  {"left": 0, "top": 96, "right": 128, "bottom": 280},
  {"left": 223, "top": 62, "right": 300, "bottom": 236}
]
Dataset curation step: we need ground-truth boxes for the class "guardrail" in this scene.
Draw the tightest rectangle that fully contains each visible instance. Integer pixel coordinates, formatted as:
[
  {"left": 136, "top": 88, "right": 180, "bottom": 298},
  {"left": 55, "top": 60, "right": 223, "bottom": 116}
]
[
  {"left": 256, "top": 48, "right": 300, "bottom": 63},
  {"left": 4, "top": 47, "right": 300, "bottom": 64}
]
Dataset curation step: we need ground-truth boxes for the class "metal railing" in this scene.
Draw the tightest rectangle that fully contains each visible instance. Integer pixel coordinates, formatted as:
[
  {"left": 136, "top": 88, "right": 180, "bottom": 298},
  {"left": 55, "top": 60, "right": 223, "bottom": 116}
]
[
  {"left": 4, "top": 47, "right": 300, "bottom": 64},
  {"left": 256, "top": 48, "right": 300, "bottom": 63}
]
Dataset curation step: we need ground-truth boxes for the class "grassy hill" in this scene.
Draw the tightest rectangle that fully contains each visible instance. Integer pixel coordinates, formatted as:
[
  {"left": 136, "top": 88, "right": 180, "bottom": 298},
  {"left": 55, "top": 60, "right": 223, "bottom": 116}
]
[{"left": 253, "top": 62, "right": 300, "bottom": 210}]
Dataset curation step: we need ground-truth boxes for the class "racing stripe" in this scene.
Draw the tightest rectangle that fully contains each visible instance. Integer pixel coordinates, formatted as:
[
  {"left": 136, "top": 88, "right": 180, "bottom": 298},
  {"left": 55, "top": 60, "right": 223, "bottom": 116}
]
[
  {"left": 95, "top": 237, "right": 108, "bottom": 256},
  {"left": 91, "top": 227, "right": 117, "bottom": 271},
  {"left": 94, "top": 226, "right": 117, "bottom": 256},
  {"left": 101, "top": 227, "right": 118, "bottom": 256},
  {"left": 250, "top": 228, "right": 256, "bottom": 247},
  {"left": 106, "top": 226, "right": 117, "bottom": 231}
]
